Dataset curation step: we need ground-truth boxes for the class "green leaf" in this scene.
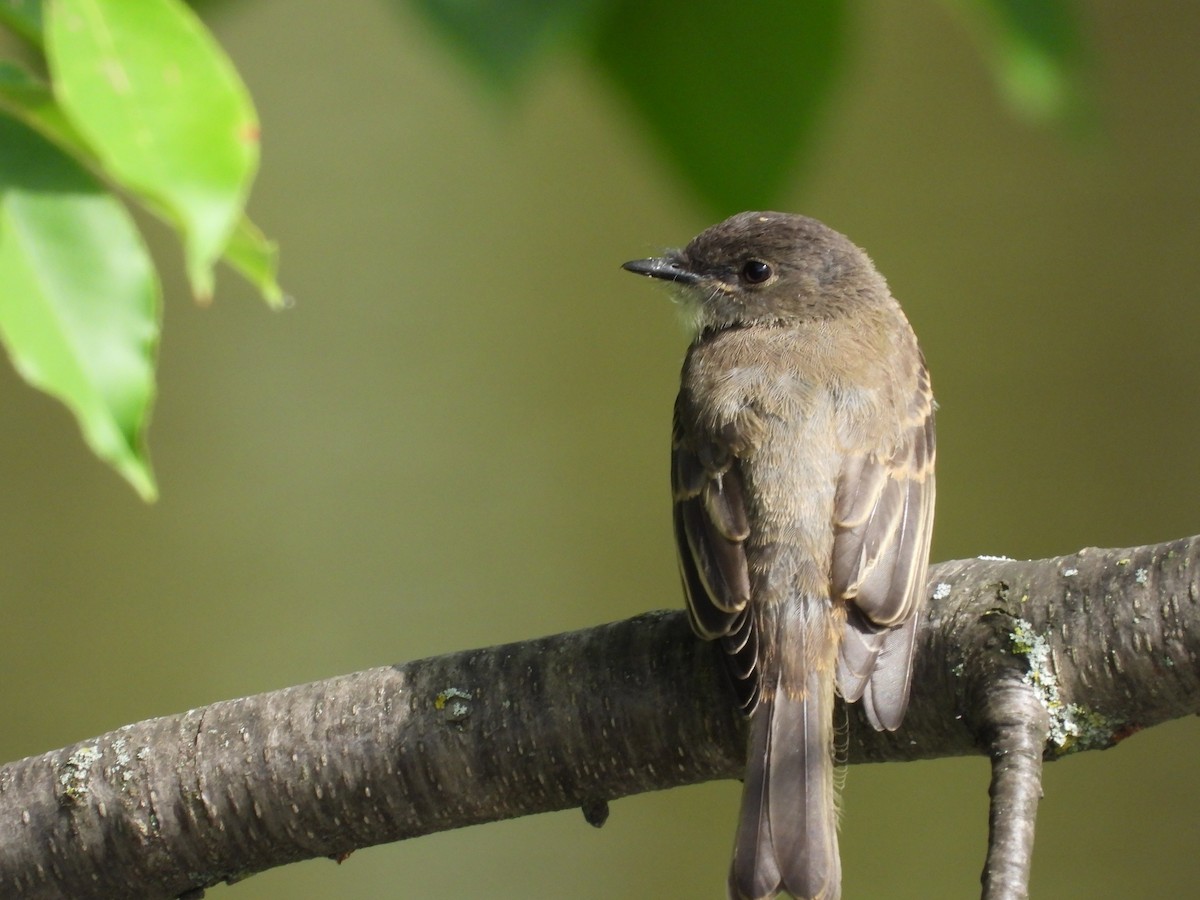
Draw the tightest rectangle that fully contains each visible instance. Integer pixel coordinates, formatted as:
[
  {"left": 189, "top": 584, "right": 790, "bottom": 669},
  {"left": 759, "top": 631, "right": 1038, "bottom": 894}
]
[
  {"left": 944, "top": 0, "right": 1088, "bottom": 125},
  {"left": 0, "top": 115, "right": 159, "bottom": 500},
  {"left": 593, "top": 0, "right": 848, "bottom": 215},
  {"left": 0, "top": 59, "right": 283, "bottom": 306},
  {"left": 0, "top": 60, "right": 91, "bottom": 159},
  {"left": 45, "top": 0, "right": 260, "bottom": 301},
  {"left": 224, "top": 215, "right": 283, "bottom": 309},
  {"left": 0, "top": 0, "right": 45, "bottom": 47},
  {"left": 408, "top": 0, "right": 605, "bottom": 87}
]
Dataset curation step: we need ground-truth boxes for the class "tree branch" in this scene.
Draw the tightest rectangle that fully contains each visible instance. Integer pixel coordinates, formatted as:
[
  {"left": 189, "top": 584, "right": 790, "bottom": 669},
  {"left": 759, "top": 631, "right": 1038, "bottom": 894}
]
[
  {"left": 979, "top": 679, "right": 1049, "bottom": 900},
  {"left": 2, "top": 536, "right": 1198, "bottom": 899}
]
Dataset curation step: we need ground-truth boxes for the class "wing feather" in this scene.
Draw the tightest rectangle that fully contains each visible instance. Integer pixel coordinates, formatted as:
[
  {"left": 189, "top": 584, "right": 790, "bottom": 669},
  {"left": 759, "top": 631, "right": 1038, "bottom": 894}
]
[
  {"left": 672, "top": 393, "right": 758, "bottom": 711},
  {"left": 833, "top": 361, "right": 935, "bottom": 730}
]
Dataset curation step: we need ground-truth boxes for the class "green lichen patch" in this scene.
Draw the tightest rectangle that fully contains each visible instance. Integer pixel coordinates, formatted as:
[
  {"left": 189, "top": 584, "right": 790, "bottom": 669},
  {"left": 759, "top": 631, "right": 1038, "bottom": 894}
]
[
  {"left": 1008, "top": 619, "right": 1122, "bottom": 755},
  {"left": 58, "top": 744, "right": 101, "bottom": 806}
]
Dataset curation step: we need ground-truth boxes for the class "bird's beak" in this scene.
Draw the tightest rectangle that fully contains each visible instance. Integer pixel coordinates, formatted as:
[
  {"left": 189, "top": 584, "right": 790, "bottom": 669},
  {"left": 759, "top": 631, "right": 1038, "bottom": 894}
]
[{"left": 621, "top": 255, "right": 703, "bottom": 285}]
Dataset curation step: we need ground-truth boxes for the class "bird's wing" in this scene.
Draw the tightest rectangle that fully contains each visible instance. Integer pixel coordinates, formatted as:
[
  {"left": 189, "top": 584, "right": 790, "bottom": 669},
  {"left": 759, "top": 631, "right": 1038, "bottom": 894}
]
[
  {"left": 831, "top": 359, "right": 936, "bottom": 730},
  {"left": 671, "top": 393, "right": 759, "bottom": 712}
]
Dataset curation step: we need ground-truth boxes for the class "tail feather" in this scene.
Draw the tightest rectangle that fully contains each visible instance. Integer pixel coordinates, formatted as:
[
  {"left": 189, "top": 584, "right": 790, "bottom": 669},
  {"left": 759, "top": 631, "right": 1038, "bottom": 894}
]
[
  {"left": 729, "top": 671, "right": 840, "bottom": 900},
  {"left": 729, "top": 690, "right": 782, "bottom": 900}
]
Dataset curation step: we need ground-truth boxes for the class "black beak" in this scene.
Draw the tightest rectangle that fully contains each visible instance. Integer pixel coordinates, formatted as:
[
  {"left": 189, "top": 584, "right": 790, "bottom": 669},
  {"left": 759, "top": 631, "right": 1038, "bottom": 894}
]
[{"left": 621, "top": 255, "right": 703, "bottom": 285}]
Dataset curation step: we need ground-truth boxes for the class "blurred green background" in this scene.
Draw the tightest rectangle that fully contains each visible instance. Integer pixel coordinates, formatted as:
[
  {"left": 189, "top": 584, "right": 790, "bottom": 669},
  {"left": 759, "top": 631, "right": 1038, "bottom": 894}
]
[{"left": 3, "top": 1, "right": 1199, "bottom": 897}]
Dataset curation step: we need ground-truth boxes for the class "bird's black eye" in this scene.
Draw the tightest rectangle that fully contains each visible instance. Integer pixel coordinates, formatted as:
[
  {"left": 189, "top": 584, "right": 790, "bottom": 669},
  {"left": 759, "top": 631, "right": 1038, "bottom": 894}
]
[{"left": 740, "top": 259, "right": 772, "bottom": 284}]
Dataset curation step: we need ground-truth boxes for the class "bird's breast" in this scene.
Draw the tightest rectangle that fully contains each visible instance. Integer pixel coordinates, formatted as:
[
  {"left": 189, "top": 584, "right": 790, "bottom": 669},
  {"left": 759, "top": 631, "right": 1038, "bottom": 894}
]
[{"left": 680, "top": 325, "right": 903, "bottom": 450}]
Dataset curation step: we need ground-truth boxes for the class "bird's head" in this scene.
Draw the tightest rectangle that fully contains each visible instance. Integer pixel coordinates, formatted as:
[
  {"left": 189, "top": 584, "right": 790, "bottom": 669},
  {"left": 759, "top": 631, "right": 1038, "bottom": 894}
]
[{"left": 623, "top": 211, "right": 887, "bottom": 333}]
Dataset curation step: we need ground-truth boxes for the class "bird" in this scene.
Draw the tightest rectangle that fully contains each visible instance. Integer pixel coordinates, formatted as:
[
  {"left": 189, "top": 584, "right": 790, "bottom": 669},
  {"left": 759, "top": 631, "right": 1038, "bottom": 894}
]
[{"left": 623, "top": 211, "right": 935, "bottom": 900}]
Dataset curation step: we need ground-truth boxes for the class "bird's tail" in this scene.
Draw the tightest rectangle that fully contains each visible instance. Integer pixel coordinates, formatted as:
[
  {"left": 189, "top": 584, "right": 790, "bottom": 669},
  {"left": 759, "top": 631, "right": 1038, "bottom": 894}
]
[{"left": 728, "top": 668, "right": 840, "bottom": 900}]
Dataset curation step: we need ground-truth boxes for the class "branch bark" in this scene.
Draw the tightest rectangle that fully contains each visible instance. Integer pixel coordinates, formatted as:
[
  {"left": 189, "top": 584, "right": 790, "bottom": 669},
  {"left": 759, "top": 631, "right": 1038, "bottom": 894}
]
[{"left": 2, "top": 536, "right": 1198, "bottom": 899}]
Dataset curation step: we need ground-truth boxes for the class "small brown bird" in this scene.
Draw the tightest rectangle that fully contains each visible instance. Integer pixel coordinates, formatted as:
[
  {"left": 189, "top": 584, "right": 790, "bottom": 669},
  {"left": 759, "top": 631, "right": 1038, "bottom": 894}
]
[{"left": 623, "top": 212, "right": 935, "bottom": 900}]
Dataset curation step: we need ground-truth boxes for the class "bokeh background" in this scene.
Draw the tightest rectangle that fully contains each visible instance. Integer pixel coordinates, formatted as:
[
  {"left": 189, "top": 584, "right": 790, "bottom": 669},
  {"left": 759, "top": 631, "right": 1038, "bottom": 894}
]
[{"left": 3, "top": 1, "right": 1200, "bottom": 897}]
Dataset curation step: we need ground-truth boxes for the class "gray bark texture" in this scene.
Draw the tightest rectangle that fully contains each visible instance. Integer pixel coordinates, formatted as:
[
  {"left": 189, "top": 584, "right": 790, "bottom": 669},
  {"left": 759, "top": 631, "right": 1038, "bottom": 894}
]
[{"left": 1, "top": 536, "right": 1197, "bottom": 899}]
